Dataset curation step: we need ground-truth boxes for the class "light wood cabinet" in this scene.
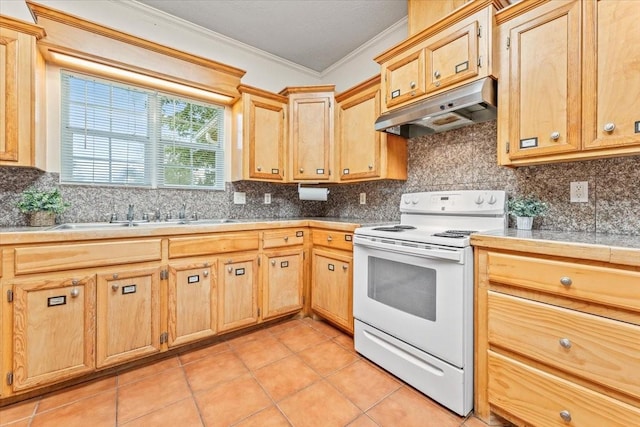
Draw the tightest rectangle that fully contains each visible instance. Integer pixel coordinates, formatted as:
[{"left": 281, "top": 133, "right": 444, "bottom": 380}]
[
  {"left": 11, "top": 276, "right": 96, "bottom": 392},
  {"left": 377, "top": 1, "right": 504, "bottom": 113},
  {"left": 335, "top": 76, "right": 407, "bottom": 182},
  {"left": 261, "top": 249, "right": 304, "bottom": 321},
  {"left": 217, "top": 253, "right": 259, "bottom": 333},
  {"left": 311, "top": 248, "right": 353, "bottom": 334},
  {"left": 167, "top": 261, "right": 217, "bottom": 348},
  {"left": 231, "top": 85, "right": 287, "bottom": 182},
  {"left": 408, "top": 0, "right": 470, "bottom": 36},
  {"left": 0, "top": 16, "right": 46, "bottom": 168},
  {"left": 474, "top": 238, "right": 640, "bottom": 426},
  {"left": 497, "top": 0, "right": 640, "bottom": 166},
  {"left": 280, "top": 86, "right": 335, "bottom": 182},
  {"left": 96, "top": 268, "right": 161, "bottom": 368}
]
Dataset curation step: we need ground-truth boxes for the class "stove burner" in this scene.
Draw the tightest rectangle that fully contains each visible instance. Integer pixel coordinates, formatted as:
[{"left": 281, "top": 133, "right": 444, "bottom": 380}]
[
  {"left": 433, "top": 230, "right": 478, "bottom": 239},
  {"left": 394, "top": 225, "right": 417, "bottom": 230},
  {"left": 373, "top": 226, "right": 405, "bottom": 232},
  {"left": 372, "top": 224, "right": 417, "bottom": 232}
]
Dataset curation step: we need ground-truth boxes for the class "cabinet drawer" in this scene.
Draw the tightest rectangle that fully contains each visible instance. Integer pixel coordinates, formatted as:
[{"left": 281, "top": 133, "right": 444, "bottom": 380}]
[
  {"left": 14, "top": 240, "right": 162, "bottom": 275},
  {"left": 486, "top": 252, "right": 640, "bottom": 312},
  {"left": 488, "top": 291, "right": 640, "bottom": 399},
  {"left": 169, "top": 232, "right": 259, "bottom": 258},
  {"left": 263, "top": 229, "right": 305, "bottom": 249},
  {"left": 312, "top": 229, "right": 353, "bottom": 251},
  {"left": 488, "top": 351, "right": 640, "bottom": 427}
]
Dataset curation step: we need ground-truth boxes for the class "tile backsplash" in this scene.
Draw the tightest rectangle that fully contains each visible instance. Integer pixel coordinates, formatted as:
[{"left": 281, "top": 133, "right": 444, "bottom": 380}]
[{"left": 2, "top": 120, "right": 639, "bottom": 235}]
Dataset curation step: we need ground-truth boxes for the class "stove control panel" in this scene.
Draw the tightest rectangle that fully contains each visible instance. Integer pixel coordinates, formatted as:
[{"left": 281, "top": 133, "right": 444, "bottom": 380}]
[{"left": 400, "top": 190, "right": 506, "bottom": 215}]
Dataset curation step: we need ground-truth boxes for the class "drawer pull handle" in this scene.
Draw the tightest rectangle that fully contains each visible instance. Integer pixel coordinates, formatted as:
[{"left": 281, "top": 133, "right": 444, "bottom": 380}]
[
  {"left": 284, "top": 236, "right": 289, "bottom": 242},
  {"left": 227, "top": 266, "right": 233, "bottom": 273},
  {"left": 271, "top": 260, "right": 276, "bottom": 266},
  {"left": 203, "top": 270, "right": 209, "bottom": 277},
  {"left": 70, "top": 288, "right": 80, "bottom": 298},
  {"left": 559, "top": 338, "right": 572, "bottom": 349},
  {"left": 560, "top": 277, "right": 572, "bottom": 286},
  {"left": 327, "top": 236, "right": 333, "bottom": 242},
  {"left": 559, "top": 410, "right": 572, "bottom": 422},
  {"left": 111, "top": 283, "right": 119, "bottom": 291}
]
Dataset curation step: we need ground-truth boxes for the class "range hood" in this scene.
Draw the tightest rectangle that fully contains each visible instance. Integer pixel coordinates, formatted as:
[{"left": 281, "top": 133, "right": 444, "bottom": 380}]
[{"left": 375, "top": 77, "right": 497, "bottom": 138}]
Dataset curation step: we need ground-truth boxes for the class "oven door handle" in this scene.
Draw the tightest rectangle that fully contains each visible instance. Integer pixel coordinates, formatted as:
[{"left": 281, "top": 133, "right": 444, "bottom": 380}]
[{"left": 353, "top": 236, "right": 463, "bottom": 262}]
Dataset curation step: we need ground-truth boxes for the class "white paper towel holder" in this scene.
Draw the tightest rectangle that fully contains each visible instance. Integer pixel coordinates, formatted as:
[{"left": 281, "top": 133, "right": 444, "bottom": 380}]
[{"left": 298, "top": 183, "right": 330, "bottom": 201}]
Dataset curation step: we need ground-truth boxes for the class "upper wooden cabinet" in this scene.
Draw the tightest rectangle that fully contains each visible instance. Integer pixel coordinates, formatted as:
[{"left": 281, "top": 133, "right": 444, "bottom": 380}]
[
  {"left": 0, "top": 16, "right": 46, "bottom": 168},
  {"left": 377, "top": 0, "right": 508, "bottom": 113},
  {"left": 408, "top": 0, "right": 471, "bottom": 36},
  {"left": 335, "top": 76, "right": 407, "bottom": 182},
  {"left": 280, "top": 86, "right": 335, "bottom": 182},
  {"left": 497, "top": 0, "right": 640, "bottom": 166},
  {"left": 231, "top": 85, "right": 287, "bottom": 182}
]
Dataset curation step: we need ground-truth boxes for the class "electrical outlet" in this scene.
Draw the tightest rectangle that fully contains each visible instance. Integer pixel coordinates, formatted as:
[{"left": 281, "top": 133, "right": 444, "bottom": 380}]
[
  {"left": 233, "top": 192, "right": 246, "bottom": 204},
  {"left": 570, "top": 181, "right": 588, "bottom": 203},
  {"left": 359, "top": 192, "right": 366, "bottom": 205},
  {"left": 264, "top": 193, "right": 271, "bottom": 204}
]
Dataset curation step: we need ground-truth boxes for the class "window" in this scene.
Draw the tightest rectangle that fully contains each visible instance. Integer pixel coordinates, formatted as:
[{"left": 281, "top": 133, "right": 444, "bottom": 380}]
[{"left": 60, "top": 72, "right": 225, "bottom": 190}]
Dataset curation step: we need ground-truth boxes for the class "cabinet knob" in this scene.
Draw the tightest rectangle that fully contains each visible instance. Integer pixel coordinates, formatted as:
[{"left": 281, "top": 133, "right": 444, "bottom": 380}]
[
  {"left": 434, "top": 70, "right": 441, "bottom": 79},
  {"left": 284, "top": 236, "right": 289, "bottom": 242},
  {"left": 560, "top": 276, "right": 572, "bottom": 286},
  {"left": 204, "top": 262, "right": 210, "bottom": 267},
  {"left": 111, "top": 283, "right": 119, "bottom": 291},
  {"left": 434, "top": 81, "right": 441, "bottom": 88},
  {"left": 227, "top": 266, "right": 233, "bottom": 273},
  {"left": 203, "top": 270, "right": 209, "bottom": 277},
  {"left": 550, "top": 131, "right": 560, "bottom": 140},
  {"left": 112, "top": 273, "right": 119, "bottom": 279},
  {"left": 368, "top": 164, "right": 373, "bottom": 170},
  {"left": 409, "top": 81, "right": 416, "bottom": 89},
  {"left": 70, "top": 288, "right": 80, "bottom": 298},
  {"left": 257, "top": 166, "right": 262, "bottom": 171},
  {"left": 71, "top": 279, "right": 79, "bottom": 286},
  {"left": 271, "top": 260, "right": 276, "bottom": 266},
  {"left": 342, "top": 265, "right": 348, "bottom": 271},
  {"left": 327, "top": 235, "right": 333, "bottom": 242},
  {"left": 299, "top": 168, "right": 304, "bottom": 173},
  {"left": 559, "top": 410, "right": 572, "bottom": 422},
  {"left": 559, "top": 338, "right": 572, "bottom": 349},
  {"left": 604, "top": 122, "right": 615, "bottom": 132}
]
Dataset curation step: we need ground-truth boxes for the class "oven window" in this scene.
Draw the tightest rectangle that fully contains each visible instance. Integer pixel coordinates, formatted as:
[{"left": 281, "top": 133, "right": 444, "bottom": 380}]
[{"left": 367, "top": 257, "right": 436, "bottom": 321}]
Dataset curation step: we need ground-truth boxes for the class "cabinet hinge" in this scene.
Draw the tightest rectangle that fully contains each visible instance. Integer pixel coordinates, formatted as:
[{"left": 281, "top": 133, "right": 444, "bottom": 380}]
[
  {"left": 505, "top": 141, "right": 510, "bottom": 154},
  {"left": 257, "top": 307, "right": 261, "bottom": 317},
  {"left": 478, "top": 26, "right": 482, "bottom": 37},
  {"left": 257, "top": 257, "right": 261, "bottom": 266},
  {"left": 478, "top": 56, "right": 482, "bottom": 68},
  {"left": 6, "top": 372, "right": 13, "bottom": 386},
  {"left": 160, "top": 269, "right": 168, "bottom": 280},
  {"left": 506, "top": 36, "right": 510, "bottom": 50},
  {"left": 160, "top": 332, "right": 168, "bottom": 344},
  {"left": 7, "top": 290, "right": 13, "bottom": 303}
]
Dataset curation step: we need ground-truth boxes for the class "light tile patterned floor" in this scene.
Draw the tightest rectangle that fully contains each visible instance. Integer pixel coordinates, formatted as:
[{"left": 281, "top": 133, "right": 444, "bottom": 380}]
[{"left": 0, "top": 318, "right": 504, "bottom": 427}]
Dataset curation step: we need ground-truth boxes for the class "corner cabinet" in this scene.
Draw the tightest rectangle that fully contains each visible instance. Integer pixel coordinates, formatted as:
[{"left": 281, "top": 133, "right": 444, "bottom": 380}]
[
  {"left": 0, "top": 16, "right": 46, "bottom": 168},
  {"left": 497, "top": 0, "right": 640, "bottom": 166},
  {"left": 231, "top": 85, "right": 287, "bottom": 182},
  {"left": 473, "top": 236, "right": 640, "bottom": 426},
  {"left": 280, "top": 86, "right": 335, "bottom": 182},
  {"left": 377, "top": 0, "right": 508, "bottom": 113},
  {"left": 335, "top": 76, "right": 407, "bottom": 182}
]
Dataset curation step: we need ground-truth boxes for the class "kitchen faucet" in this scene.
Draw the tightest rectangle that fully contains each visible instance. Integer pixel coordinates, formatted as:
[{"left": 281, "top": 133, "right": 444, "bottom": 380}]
[
  {"left": 127, "top": 204, "right": 135, "bottom": 221},
  {"left": 178, "top": 202, "right": 187, "bottom": 220}
]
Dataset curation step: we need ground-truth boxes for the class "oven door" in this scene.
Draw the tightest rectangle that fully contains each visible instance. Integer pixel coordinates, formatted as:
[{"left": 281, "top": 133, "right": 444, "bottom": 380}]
[{"left": 353, "top": 235, "right": 473, "bottom": 368}]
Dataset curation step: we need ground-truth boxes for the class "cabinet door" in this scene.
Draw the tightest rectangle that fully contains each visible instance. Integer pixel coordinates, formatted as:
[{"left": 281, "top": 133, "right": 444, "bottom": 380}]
[
  {"left": 247, "top": 94, "right": 286, "bottom": 181},
  {"left": 218, "top": 254, "right": 259, "bottom": 332},
  {"left": 12, "top": 276, "right": 96, "bottom": 392},
  {"left": 262, "top": 249, "right": 304, "bottom": 320},
  {"left": 506, "top": 1, "right": 581, "bottom": 159},
  {"left": 168, "top": 261, "right": 217, "bottom": 347},
  {"left": 425, "top": 20, "right": 479, "bottom": 93},
  {"left": 311, "top": 249, "right": 353, "bottom": 333},
  {"left": 383, "top": 48, "right": 426, "bottom": 110},
  {"left": 408, "top": 0, "right": 470, "bottom": 36},
  {"left": 96, "top": 268, "right": 160, "bottom": 368},
  {"left": 583, "top": 0, "right": 640, "bottom": 150},
  {"left": 290, "top": 92, "right": 333, "bottom": 181},
  {"left": 339, "top": 87, "right": 382, "bottom": 181}
]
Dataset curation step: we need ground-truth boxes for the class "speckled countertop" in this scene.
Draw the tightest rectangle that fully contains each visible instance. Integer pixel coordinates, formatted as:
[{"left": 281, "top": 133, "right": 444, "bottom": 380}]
[{"left": 471, "top": 228, "right": 640, "bottom": 267}]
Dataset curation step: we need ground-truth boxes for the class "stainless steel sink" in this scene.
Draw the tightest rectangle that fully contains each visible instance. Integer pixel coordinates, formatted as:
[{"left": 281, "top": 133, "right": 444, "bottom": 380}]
[
  {"left": 48, "top": 222, "right": 132, "bottom": 230},
  {"left": 48, "top": 219, "right": 239, "bottom": 230}
]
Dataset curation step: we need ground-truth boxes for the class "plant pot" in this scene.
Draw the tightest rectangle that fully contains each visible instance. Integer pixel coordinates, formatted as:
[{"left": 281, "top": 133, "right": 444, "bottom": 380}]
[
  {"left": 28, "top": 211, "right": 56, "bottom": 227},
  {"left": 516, "top": 216, "right": 534, "bottom": 230}
]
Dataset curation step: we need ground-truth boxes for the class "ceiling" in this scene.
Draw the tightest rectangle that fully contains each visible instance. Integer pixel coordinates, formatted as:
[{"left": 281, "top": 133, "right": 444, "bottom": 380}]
[{"left": 135, "top": 0, "right": 408, "bottom": 72}]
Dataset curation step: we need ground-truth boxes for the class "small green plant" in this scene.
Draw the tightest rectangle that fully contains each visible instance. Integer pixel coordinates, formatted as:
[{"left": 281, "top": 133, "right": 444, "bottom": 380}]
[
  {"left": 16, "top": 188, "right": 70, "bottom": 214},
  {"left": 507, "top": 195, "right": 548, "bottom": 218}
]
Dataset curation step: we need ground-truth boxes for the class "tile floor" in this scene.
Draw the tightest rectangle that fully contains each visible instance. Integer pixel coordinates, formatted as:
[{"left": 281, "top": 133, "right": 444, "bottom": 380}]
[{"left": 0, "top": 317, "right": 504, "bottom": 427}]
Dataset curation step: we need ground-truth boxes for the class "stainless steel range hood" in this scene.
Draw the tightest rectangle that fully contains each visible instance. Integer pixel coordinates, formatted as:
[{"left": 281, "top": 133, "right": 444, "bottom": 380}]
[{"left": 375, "top": 77, "right": 497, "bottom": 138}]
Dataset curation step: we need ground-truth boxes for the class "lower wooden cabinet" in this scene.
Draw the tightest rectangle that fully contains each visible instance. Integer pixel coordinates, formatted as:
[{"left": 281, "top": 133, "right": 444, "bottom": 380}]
[
  {"left": 261, "top": 249, "right": 304, "bottom": 321},
  {"left": 11, "top": 276, "right": 96, "bottom": 392},
  {"left": 96, "top": 268, "right": 161, "bottom": 368},
  {"left": 167, "top": 261, "right": 217, "bottom": 348},
  {"left": 311, "top": 248, "right": 353, "bottom": 333},
  {"left": 218, "top": 253, "right": 259, "bottom": 333}
]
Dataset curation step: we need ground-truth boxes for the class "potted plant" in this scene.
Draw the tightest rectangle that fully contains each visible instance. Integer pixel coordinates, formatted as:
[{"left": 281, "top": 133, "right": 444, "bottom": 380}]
[
  {"left": 16, "top": 188, "right": 70, "bottom": 227},
  {"left": 507, "top": 194, "right": 548, "bottom": 230}
]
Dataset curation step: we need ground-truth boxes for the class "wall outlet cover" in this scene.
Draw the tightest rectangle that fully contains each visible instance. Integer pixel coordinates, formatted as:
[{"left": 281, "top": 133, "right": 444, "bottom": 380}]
[
  {"left": 233, "top": 192, "right": 246, "bottom": 204},
  {"left": 570, "top": 181, "right": 588, "bottom": 203},
  {"left": 264, "top": 193, "right": 271, "bottom": 204},
  {"left": 359, "top": 193, "right": 366, "bottom": 204}
]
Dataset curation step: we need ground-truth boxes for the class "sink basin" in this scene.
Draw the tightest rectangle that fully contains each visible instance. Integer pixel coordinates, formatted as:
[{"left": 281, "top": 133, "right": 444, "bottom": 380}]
[
  {"left": 48, "top": 222, "right": 132, "bottom": 230},
  {"left": 48, "top": 218, "right": 239, "bottom": 231}
]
